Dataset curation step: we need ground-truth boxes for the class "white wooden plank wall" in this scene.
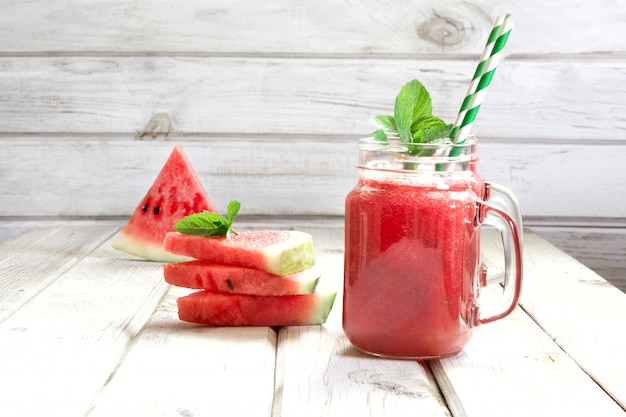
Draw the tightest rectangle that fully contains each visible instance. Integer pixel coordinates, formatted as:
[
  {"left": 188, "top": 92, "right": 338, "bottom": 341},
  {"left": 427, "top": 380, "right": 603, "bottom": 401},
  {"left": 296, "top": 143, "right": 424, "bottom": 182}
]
[{"left": 0, "top": 1, "right": 624, "bottom": 277}]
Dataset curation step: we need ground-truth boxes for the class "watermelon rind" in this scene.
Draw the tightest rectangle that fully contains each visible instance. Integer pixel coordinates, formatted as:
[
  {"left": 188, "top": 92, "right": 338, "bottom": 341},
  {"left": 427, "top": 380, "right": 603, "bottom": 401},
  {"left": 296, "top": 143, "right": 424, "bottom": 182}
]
[
  {"left": 113, "top": 232, "right": 193, "bottom": 263},
  {"left": 308, "top": 288, "right": 337, "bottom": 325},
  {"left": 300, "top": 275, "right": 320, "bottom": 294},
  {"left": 263, "top": 231, "right": 316, "bottom": 276}
]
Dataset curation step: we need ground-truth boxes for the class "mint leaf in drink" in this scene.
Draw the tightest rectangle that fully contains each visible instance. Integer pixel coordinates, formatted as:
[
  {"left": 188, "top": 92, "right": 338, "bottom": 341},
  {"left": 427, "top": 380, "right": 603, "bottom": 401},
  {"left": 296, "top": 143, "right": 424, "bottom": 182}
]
[
  {"left": 371, "top": 129, "right": 389, "bottom": 143},
  {"left": 423, "top": 123, "right": 453, "bottom": 142},
  {"left": 411, "top": 116, "right": 452, "bottom": 145},
  {"left": 410, "top": 115, "right": 446, "bottom": 136},
  {"left": 370, "top": 115, "right": 397, "bottom": 132},
  {"left": 394, "top": 80, "right": 432, "bottom": 143},
  {"left": 369, "top": 79, "right": 449, "bottom": 148},
  {"left": 174, "top": 200, "right": 241, "bottom": 237}
]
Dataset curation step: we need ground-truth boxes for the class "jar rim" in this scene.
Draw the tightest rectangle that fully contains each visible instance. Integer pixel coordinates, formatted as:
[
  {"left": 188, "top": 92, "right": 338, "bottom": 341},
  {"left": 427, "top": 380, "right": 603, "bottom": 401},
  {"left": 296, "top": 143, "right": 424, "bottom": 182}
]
[
  {"left": 358, "top": 134, "right": 477, "bottom": 149},
  {"left": 357, "top": 135, "right": 476, "bottom": 173}
]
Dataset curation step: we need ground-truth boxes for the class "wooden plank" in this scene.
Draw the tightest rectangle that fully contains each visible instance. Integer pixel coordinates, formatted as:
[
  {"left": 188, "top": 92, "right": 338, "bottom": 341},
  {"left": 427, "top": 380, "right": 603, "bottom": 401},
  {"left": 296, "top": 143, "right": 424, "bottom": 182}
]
[
  {"left": 0, "top": 57, "right": 625, "bottom": 141},
  {"left": 0, "top": 222, "right": 32, "bottom": 244},
  {"left": 273, "top": 225, "right": 452, "bottom": 417},
  {"left": 591, "top": 268, "right": 626, "bottom": 294},
  {"left": 477, "top": 142, "right": 626, "bottom": 219},
  {"left": 530, "top": 226, "right": 626, "bottom": 293},
  {"left": 0, "top": 0, "right": 623, "bottom": 55},
  {"left": 0, "top": 138, "right": 355, "bottom": 217},
  {"left": 481, "top": 231, "right": 626, "bottom": 410},
  {"left": 0, "top": 225, "right": 118, "bottom": 323},
  {"left": 531, "top": 226, "right": 626, "bottom": 271},
  {"left": 0, "top": 226, "right": 58, "bottom": 263},
  {"left": 87, "top": 286, "right": 277, "bottom": 417},
  {"left": 429, "top": 307, "right": 626, "bottom": 417},
  {"left": 0, "top": 234, "right": 170, "bottom": 417},
  {"left": 1, "top": 138, "right": 625, "bottom": 220}
]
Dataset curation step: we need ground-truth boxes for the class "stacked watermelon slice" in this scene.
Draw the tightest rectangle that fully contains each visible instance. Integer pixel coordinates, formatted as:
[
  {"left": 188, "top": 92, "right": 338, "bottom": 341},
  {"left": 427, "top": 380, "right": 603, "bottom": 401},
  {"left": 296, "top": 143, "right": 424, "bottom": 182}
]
[
  {"left": 113, "top": 144, "right": 336, "bottom": 326},
  {"left": 164, "top": 230, "right": 336, "bottom": 326}
]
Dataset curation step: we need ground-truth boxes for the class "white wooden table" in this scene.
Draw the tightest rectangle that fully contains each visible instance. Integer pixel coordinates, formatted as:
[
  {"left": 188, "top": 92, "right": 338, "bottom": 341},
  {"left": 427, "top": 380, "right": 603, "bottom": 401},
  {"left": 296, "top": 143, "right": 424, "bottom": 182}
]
[{"left": 1, "top": 218, "right": 624, "bottom": 417}]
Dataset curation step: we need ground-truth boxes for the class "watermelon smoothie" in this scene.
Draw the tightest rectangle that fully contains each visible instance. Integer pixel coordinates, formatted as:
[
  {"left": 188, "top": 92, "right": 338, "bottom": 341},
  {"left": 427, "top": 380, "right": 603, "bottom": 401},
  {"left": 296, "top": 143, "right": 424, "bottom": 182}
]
[{"left": 343, "top": 170, "right": 481, "bottom": 358}]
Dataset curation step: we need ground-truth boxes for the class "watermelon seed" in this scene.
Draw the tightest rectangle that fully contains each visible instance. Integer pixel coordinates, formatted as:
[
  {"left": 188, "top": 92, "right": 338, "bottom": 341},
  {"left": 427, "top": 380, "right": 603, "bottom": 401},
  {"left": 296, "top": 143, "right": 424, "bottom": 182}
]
[
  {"left": 153, "top": 206, "right": 161, "bottom": 215},
  {"left": 226, "top": 279, "right": 234, "bottom": 290},
  {"left": 142, "top": 203, "right": 149, "bottom": 213}
]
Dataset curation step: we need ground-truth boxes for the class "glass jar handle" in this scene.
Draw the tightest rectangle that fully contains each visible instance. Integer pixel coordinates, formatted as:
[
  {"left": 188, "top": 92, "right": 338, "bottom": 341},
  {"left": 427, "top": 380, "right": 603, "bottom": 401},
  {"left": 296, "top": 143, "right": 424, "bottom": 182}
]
[
  {"left": 473, "top": 201, "right": 523, "bottom": 326},
  {"left": 481, "top": 181, "right": 523, "bottom": 286},
  {"left": 484, "top": 181, "right": 523, "bottom": 240}
]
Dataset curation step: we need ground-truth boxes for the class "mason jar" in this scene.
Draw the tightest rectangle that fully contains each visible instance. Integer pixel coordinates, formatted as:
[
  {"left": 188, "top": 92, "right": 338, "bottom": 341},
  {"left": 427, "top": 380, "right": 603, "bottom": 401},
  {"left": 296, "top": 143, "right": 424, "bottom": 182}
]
[{"left": 343, "top": 137, "right": 523, "bottom": 359}]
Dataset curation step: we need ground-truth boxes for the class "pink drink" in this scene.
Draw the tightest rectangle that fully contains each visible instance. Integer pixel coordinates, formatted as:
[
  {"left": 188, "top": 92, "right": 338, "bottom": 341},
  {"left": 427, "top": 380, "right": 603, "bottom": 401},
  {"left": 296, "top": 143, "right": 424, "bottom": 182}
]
[{"left": 343, "top": 173, "right": 480, "bottom": 358}]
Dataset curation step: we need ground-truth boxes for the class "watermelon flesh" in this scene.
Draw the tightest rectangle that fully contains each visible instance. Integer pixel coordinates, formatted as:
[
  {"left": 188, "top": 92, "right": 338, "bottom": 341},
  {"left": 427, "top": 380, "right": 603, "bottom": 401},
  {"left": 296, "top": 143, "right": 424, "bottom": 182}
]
[
  {"left": 177, "top": 289, "right": 336, "bottom": 326},
  {"left": 163, "top": 230, "right": 315, "bottom": 276},
  {"left": 164, "top": 261, "right": 320, "bottom": 295},
  {"left": 112, "top": 144, "right": 215, "bottom": 262}
]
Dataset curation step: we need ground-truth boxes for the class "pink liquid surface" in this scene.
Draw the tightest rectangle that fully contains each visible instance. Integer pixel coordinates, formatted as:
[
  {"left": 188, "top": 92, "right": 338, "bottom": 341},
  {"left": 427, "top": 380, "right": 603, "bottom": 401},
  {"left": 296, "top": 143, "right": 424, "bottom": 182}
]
[{"left": 343, "top": 174, "right": 480, "bottom": 358}]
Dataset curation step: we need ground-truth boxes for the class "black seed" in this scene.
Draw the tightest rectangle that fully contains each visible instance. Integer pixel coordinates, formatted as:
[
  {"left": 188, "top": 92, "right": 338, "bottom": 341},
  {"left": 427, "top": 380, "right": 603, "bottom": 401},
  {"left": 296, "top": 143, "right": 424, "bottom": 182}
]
[
  {"left": 153, "top": 206, "right": 161, "bottom": 215},
  {"left": 226, "top": 279, "right": 234, "bottom": 290},
  {"left": 142, "top": 203, "right": 149, "bottom": 213}
]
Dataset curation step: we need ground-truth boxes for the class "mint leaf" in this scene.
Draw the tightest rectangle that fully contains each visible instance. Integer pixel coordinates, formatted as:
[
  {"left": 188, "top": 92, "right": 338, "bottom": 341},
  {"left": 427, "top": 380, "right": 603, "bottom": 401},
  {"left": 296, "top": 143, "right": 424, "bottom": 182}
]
[
  {"left": 371, "top": 129, "right": 389, "bottom": 143},
  {"left": 423, "top": 124, "right": 453, "bottom": 142},
  {"left": 370, "top": 115, "right": 396, "bottom": 132},
  {"left": 173, "top": 212, "right": 229, "bottom": 236},
  {"left": 174, "top": 200, "right": 241, "bottom": 237},
  {"left": 411, "top": 129, "right": 424, "bottom": 144},
  {"left": 410, "top": 115, "right": 446, "bottom": 133},
  {"left": 394, "top": 80, "right": 433, "bottom": 143},
  {"left": 226, "top": 200, "right": 240, "bottom": 229},
  {"left": 368, "top": 78, "right": 451, "bottom": 163},
  {"left": 410, "top": 116, "right": 449, "bottom": 143}
]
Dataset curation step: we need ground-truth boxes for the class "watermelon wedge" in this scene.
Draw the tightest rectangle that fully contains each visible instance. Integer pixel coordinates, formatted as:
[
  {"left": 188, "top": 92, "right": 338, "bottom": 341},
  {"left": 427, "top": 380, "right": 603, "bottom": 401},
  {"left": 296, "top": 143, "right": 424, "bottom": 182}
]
[
  {"left": 164, "top": 261, "right": 320, "bottom": 295},
  {"left": 163, "top": 230, "right": 315, "bottom": 276},
  {"left": 112, "top": 144, "right": 215, "bottom": 262},
  {"left": 176, "top": 289, "right": 336, "bottom": 326}
]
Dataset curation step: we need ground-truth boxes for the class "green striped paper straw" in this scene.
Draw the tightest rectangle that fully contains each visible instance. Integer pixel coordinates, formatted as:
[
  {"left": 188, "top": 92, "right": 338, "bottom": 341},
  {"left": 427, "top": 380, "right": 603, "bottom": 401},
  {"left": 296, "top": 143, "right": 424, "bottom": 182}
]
[{"left": 450, "top": 14, "right": 514, "bottom": 145}]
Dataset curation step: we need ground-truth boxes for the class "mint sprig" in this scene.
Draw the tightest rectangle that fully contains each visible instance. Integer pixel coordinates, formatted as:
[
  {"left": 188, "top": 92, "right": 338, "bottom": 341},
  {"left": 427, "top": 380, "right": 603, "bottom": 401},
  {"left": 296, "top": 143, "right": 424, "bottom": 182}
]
[
  {"left": 173, "top": 200, "right": 241, "bottom": 237},
  {"left": 370, "top": 79, "right": 452, "bottom": 149}
]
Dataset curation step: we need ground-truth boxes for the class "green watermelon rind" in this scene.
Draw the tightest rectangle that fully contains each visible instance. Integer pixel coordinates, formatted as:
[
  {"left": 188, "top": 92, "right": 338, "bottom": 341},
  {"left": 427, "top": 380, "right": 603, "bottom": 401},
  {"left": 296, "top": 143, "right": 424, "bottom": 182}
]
[
  {"left": 309, "top": 289, "right": 337, "bottom": 325},
  {"left": 262, "top": 231, "right": 316, "bottom": 276},
  {"left": 113, "top": 231, "right": 193, "bottom": 263},
  {"left": 300, "top": 275, "right": 320, "bottom": 294}
]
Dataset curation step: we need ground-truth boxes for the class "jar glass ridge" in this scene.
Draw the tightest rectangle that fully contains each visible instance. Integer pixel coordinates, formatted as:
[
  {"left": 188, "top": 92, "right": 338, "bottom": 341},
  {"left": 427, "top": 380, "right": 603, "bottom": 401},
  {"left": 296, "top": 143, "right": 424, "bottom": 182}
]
[{"left": 357, "top": 136, "right": 477, "bottom": 174}]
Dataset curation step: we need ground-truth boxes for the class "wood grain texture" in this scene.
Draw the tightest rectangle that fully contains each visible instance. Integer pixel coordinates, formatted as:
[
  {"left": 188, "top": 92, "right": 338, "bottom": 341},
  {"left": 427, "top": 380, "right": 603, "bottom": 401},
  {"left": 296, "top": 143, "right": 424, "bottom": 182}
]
[
  {"left": 430, "top": 307, "right": 626, "bottom": 417},
  {"left": 482, "top": 231, "right": 626, "bottom": 410},
  {"left": 0, "top": 234, "right": 170, "bottom": 417},
  {"left": 1, "top": 0, "right": 625, "bottom": 288},
  {"left": 1, "top": 138, "right": 625, "bottom": 220},
  {"left": 0, "top": 219, "right": 624, "bottom": 416},
  {"left": 0, "top": 0, "right": 623, "bottom": 55},
  {"left": 87, "top": 286, "right": 277, "bottom": 417},
  {"left": 532, "top": 227, "right": 626, "bottom": 270},
  {"left": 0, "top": 57, "right": 624, "bottom": 140},
  {"left": 531, "top": 226, "right": 626, "bottom": 292},
  {"left": 1, "top": 0, "right": 626, "bottom": 227},
  {"left": 0, "top": 225, "right": 118, "bottom": 323}
]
